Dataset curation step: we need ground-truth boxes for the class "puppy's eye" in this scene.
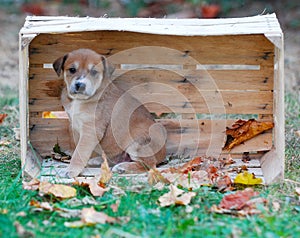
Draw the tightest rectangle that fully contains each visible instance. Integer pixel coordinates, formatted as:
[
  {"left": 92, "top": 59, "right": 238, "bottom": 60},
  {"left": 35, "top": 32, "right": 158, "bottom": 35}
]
[
  {"left": 90, "top": 69, "right": 98, "bottom": 76},
  {"left": 69, "top": 67, "right": 76, "bottom": 74}
]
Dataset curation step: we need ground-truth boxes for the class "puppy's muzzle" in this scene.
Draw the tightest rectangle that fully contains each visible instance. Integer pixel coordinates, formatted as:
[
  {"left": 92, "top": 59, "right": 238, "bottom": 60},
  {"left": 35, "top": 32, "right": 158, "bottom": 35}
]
[{"left": 75, "top": 81, "right": 86, "bottom": 93}]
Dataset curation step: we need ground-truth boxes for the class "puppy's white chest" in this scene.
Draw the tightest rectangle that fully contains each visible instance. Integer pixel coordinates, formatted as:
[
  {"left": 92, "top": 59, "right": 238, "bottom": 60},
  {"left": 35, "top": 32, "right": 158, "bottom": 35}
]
[{"left": 69, "top": 101, "right": 93, "bottom": 132}]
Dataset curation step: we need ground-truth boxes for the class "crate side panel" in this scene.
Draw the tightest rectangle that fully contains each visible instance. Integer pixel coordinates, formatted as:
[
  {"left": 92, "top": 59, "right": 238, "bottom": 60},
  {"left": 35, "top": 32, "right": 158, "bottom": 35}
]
[{"left": 29, "top": 33, "right": 274, "bottom": 66}]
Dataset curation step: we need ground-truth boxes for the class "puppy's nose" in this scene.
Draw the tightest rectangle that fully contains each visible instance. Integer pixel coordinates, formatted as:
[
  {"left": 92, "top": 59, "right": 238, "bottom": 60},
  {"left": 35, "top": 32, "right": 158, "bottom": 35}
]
[{"left": 75, "top": 82, "right": 86, "bottom": 92}]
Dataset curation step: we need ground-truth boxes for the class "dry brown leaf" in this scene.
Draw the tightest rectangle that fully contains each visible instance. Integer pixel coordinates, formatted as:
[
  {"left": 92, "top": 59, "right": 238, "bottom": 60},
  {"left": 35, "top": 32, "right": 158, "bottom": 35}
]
[
  {"left": 64, "top": 207, "right": 116, "bottom": 227},
  {"left": 158, "top": 184, "right": 196, "bottom": 207},
  {"left": 39, "top": 181, "right": 76, "bottom": 199},
  {"left": 206, "top": 165, "right": 219, "bottom": 183},
  {"left": 98, "top": 151, "right": 112, "bottom": 187},
  {"left": 219, "top": 154, "right": 235, "bottom": 167},
  {"left": 211, "top": 188, "right": 267, "bottom": 216},
  {"left": 216, "top": 174, "right": 233, "bottom": 191},
  {"left": 0, "top": 114, "right": 7, "bottom": 124},
  {"left": 161, "top": 157, "right": 203, "bottom": 174},
  {"left": 23, "top": 178, "right": 40, "bottom": 191},
  {"left": 220, "top": 188, "right": 260, "bottom": 210},
  {"left": 75, "top": 178, "right": 110, "bottom": 197},
  {"left": 148, "top": 168, "right": 170, "bottom": 185},
  {"left": 30, "top": 200, "right": 54, "bottom": 211},
  {"left": 223, "top": 119, "right": 274, "bottom": 150}
]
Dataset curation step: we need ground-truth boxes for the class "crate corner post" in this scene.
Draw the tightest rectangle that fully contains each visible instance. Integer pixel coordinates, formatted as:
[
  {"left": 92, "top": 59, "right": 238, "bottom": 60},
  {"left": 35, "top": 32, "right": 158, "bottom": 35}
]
[{"left": 19, "top": 30, "right": 42, "bottom": 180}]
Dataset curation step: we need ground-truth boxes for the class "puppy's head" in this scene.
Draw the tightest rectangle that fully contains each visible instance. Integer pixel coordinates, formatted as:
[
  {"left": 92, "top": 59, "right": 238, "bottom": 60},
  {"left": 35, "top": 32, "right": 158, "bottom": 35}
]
[{"left": 53, "top": 49, "right": 114, "bottom": 100}]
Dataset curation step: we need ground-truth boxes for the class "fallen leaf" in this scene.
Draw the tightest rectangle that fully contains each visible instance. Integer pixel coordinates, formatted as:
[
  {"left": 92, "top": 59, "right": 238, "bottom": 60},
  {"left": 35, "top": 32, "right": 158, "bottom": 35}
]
[
  {"left": 178, "top": 156, "right": 203, "bottom": 174},
  {"left": 98, "top": 151, "right": 112, "bottom": 187},
  {"left": 223, "top": 119, "right": 274, "bottom": 150},
  {"left": 216, "top": 174, "right": 233, "bottom": 191},
  {"left": 211, "top": 188, "right": 267, "bottom": 216},
  {"left": 64, "top": 207, "right": 116, "bottom": 227},
  {"left": 16, "top": 211, "right": 27, "bottom": 217},
  {"left": 294, "top": 130, "right": 300, "bottom": 138},
  {"left": 39, "top": 181, "right": 76, "bottom": 199},
  {"left": 75, "top": 178, "right": 110, "bottom": 197},
  {"left": 57, "top": 207, "right": 82, "bottom": 218},
  {"left": 201, "top": 4, "right": 221, "bottom": 18},
  {"left": 0, "top": 114, "right": 8, "bottom": 124},
  {"left": 272, "top": 201, "right": 280, "bottom": 212},
  {"left": 158, "top": 184, "right": 196, "bottom": 207},
  {"left": 148, "top": 168, "right": 170, "bottom": 185},
  {"left": 219, "top": 154, "right": 235, "bottom": 167},
  {"left": 161, "top": 156, "right": 203, "bottom": 174},
  {"left": 206, "top": 165, "right": 219, "bottom": 183},
  {"left": 30, "top": 200, "right": 54, "bottom": 211},
  {"left": 43, "top": 111, "right": 57, "bottom": 118},
  {"left": 0, "top": 209, "right": 8, "bottom": 214},
  {"left": 110, "top": 200, "right": 120, "bottom": 213},
  {"left": 23, "top": 178, "right": 40, "bottom": 191},
  {"left": 296, "top": 187, "right": 300, "bottom": 196},
  {"left": 219, "top": 188, "right": 259, "bottom": 210},
  {"left": 234, "top": 171, "right": 263, "bottom": 185},
  {"left": 63, "top": 196, "right": 98, "bottom": 207},
  {"left": 0, "top": 140, "right": 10, "bottom": 146}
]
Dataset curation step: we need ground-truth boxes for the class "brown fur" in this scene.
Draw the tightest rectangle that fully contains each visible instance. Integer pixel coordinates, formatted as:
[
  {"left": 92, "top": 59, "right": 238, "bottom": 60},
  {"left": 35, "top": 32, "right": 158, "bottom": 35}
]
[{"left": 53, "top": 49, "right": 166, "bottom": 177}]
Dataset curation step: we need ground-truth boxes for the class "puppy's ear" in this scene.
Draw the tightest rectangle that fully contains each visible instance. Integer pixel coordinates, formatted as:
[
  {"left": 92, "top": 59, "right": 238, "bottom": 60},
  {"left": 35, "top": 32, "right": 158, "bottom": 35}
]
[
  {"left": 53, "top": 54, "right": 68, "bottom": 76},
  {"left": 101, "top": 56, "right": 115, "bottom": 78}
]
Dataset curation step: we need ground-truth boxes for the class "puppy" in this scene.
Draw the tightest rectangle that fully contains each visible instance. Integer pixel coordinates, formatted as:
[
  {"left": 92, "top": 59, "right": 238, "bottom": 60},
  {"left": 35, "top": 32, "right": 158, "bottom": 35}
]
[{"left": 53, "top": 49, "right": 166, "bottom": 177}]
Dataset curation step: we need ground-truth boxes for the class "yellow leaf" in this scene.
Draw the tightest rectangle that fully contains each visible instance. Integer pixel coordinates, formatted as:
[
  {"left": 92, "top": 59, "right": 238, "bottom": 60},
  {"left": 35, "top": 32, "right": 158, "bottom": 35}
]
[
  {"left": 39, "top": 181, "right": 77, "bottom": 199},
  {"left": 234, "top": 171, "right": 262, "bottom": 185},
  {"left": 98, "top": 151, "right": 112, "bottom": 187},
  {"left": 42, "top": 111, "right": 57, "bottom": 118}
]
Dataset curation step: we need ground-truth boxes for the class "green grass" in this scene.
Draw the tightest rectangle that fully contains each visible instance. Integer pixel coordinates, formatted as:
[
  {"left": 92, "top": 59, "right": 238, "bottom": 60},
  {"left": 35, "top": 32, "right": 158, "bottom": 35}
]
[{"left": 0, "top": 90, "right": 300, "bottom": 237}]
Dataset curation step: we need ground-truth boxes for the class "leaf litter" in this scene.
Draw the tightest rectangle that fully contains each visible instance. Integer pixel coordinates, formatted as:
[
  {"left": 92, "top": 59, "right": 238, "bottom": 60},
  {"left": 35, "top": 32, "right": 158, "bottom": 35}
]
[{"left": 22, "top": 118, "right": 275, "bottom": 228}]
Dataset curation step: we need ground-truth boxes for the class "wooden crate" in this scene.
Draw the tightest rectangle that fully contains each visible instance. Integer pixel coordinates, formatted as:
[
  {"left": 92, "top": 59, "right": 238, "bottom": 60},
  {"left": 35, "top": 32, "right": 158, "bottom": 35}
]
[{"left": 19, "top": 14, "right": 284, "bottom": 184}]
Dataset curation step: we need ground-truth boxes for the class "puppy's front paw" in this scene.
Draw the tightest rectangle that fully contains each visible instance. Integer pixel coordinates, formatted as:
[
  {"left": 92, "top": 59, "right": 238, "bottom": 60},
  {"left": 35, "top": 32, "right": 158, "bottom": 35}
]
[{"left": 112, "top": 162, "right": 148, "bottom": 174}]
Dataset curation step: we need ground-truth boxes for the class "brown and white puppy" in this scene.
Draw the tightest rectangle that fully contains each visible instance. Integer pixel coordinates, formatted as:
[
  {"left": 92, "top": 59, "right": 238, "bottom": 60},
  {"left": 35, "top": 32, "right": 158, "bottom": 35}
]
[{"left": 53, "top": 49, "right": 166, "bottom": 177}]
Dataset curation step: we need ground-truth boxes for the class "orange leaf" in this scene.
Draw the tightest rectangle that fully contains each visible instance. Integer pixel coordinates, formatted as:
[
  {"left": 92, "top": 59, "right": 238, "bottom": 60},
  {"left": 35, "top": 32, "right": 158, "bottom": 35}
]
[
  {"left": 0, "top": 114, "right": 7, "bottom": 124},
  {"left": 223, "top": 119, "right": 274, "bottom": 150}
]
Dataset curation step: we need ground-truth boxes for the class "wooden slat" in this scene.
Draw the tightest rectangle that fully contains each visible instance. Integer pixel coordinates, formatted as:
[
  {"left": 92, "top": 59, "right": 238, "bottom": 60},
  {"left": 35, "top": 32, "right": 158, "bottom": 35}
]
[
  {"left": 29, "top": 118, "right": 69, "bottom": 127},
  {"left": 29, "top": 67, "right": 274, "bottom": 94},
  {"left": 28, "top": 89, "right": 273, "bottom": 114},
  {"left": 29, "top": 33, "right": 274, "bottom": 66},
  {"left": 29, "top": 119, "right": 273, "bottom": 158}
]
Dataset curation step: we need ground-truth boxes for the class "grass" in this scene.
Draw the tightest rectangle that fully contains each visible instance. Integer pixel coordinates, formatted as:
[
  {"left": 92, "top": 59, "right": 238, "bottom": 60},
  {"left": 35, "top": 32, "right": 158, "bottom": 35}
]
[{"left": 0, "top": 89, "right": 300, "bottom": 237}]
